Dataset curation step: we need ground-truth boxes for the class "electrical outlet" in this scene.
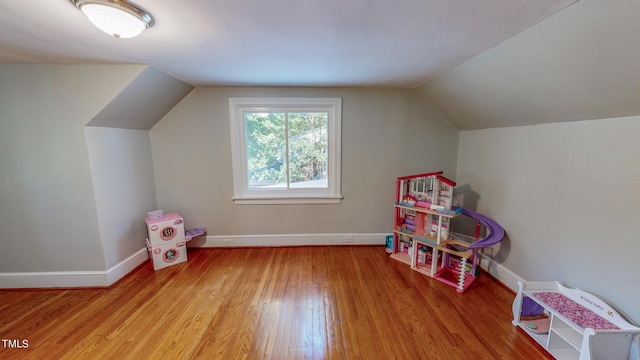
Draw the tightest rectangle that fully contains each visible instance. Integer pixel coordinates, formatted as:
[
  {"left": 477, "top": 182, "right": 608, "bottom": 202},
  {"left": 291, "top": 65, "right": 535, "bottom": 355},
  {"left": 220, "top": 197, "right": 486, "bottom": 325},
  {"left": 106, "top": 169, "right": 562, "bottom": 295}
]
[
  {"left": 344, "top": 235, "right": 354, "bottom": 243},
  {"left": 222, "top": 238, "right": 233, "bottom": 246}
]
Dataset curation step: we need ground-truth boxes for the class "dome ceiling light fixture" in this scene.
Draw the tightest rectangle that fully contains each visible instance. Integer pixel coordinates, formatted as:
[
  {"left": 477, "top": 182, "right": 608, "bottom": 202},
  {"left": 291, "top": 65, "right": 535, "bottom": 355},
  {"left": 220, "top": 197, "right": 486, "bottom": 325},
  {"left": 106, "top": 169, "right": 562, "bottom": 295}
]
[{"left": 70, "top": 0, "right": 153, "bottom": 38}]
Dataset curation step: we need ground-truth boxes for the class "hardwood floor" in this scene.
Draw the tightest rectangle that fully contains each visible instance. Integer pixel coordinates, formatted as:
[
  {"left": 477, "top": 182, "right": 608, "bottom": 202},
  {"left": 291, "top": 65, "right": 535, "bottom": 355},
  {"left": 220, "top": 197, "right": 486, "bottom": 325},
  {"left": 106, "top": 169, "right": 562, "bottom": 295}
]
[{"left": 0, "top": 246, "right": 551, "bottom": 359}]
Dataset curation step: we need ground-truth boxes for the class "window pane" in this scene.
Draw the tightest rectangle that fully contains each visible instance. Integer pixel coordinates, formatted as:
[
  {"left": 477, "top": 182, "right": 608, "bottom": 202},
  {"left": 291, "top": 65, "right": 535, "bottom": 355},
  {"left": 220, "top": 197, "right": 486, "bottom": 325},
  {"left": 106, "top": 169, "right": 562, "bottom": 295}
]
[
  {"left": 230, "top": 97, "right": 341, "bottom": 204},
  {"left": 244, "top": 112, "right": 287, "bottom": 189},
  {"left": 288, "top": 112, "right": 328, "bottom": 188}
]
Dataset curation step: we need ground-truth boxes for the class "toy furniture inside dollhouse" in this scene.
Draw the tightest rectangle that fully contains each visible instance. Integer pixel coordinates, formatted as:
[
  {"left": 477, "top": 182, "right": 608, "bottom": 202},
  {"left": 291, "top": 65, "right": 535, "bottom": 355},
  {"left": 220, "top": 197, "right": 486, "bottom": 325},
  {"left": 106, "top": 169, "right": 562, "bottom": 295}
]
[
  {"left": 392, "top": 172, "right": 465, "bottom": 290},
  {"left": 390, "top": 171, "right": 504, "bottom": 293}
]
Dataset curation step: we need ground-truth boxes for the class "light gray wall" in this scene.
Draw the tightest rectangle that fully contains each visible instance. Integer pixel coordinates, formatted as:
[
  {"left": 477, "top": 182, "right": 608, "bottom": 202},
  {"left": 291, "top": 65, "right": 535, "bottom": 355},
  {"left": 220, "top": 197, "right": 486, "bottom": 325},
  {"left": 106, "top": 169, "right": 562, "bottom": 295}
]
[
  {"left": 87, "top": 67, "right": 194, "bottom": 130},
  {"left": 85, "top": 127, "right": 157, "bottom": 269},
  {"left": 0, "top": 64, "right": 145, "bottom": 272},
  {"left": 456, "top": 116, "right": 640, "bottom": 323},
  {"left": 150, "top": 87, "right": 459, "bottom": 235}
]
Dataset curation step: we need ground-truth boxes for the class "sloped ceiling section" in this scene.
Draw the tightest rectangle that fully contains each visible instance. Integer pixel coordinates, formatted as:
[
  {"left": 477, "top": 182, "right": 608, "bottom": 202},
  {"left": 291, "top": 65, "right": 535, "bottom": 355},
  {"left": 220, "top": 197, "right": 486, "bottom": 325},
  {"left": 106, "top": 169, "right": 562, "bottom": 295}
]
[
  {"left": 418, "top": 0, "right": 640, "bottom": 130},
  {"left": 1, "top": 0, "right": 577, "bottom": 89},
  {"left": 87, "top": 67, "right": 194, "bottom": 130}
]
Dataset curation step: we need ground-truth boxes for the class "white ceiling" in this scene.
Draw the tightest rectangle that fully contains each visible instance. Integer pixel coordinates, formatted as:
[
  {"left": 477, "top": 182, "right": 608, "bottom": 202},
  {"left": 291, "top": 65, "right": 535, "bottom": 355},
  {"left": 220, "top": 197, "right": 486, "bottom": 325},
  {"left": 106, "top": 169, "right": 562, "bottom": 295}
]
[{"left": 0, "top": 0, "right": 576, "bottom": 88}]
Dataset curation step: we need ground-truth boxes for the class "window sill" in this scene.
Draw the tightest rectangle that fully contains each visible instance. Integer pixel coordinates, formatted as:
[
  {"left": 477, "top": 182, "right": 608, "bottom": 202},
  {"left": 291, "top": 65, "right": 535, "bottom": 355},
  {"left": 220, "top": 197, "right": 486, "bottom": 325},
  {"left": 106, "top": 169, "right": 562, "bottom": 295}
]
[{"left": 232, "top": 195, "right": 343, "bottom": 205}]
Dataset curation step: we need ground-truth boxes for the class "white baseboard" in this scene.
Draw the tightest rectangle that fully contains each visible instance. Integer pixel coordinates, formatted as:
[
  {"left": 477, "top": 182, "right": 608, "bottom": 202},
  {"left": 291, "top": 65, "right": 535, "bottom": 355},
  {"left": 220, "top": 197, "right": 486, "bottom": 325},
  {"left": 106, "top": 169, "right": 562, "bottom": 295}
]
[
  {"left": 187, "top": 233, "right": 388, "bottom": 248},
  {"left": 0, "top": 248, "right": 149, "bottom": 289},
  {"left": 0, "top": 238, "right": 521, "bottom": 291},
  {"left": 105, "top": 247, "right": 150, "bottom": 285},
  {"left": 478, "top": 253, "right": 523, "bottom": 293},
  {"left": 0, "top": 234, "right": 385, "bottom": 289}
]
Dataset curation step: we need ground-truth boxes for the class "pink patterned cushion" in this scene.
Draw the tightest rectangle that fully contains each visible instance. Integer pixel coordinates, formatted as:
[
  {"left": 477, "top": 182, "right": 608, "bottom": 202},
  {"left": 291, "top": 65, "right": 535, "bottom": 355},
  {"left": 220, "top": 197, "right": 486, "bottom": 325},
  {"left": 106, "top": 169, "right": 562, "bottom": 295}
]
[{"left": 533, "top": 292, "right": 619, "bottom": 330}]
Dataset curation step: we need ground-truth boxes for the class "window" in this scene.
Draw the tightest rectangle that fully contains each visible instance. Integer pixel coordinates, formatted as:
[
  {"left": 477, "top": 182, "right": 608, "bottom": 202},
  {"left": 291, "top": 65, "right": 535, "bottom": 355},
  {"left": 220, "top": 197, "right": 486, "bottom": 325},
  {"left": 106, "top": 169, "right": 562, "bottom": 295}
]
[{"left": 229, "top": 98, "right": 342, "bottom": 204}]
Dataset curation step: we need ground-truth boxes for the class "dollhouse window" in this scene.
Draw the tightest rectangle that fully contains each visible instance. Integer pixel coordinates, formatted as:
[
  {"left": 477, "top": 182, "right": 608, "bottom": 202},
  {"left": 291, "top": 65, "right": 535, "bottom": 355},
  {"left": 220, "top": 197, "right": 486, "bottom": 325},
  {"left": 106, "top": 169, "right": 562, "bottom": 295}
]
[{"left": 229, "top": 97, "right": 342, "bottom": 204}]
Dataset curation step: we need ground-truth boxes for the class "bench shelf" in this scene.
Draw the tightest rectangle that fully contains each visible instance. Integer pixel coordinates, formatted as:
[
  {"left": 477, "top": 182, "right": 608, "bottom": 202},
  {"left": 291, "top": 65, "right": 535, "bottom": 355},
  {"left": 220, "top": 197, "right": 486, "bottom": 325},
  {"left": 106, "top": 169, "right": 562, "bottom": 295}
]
[{"left": 512, "top": 280, "right": 640, "bottom": 360}]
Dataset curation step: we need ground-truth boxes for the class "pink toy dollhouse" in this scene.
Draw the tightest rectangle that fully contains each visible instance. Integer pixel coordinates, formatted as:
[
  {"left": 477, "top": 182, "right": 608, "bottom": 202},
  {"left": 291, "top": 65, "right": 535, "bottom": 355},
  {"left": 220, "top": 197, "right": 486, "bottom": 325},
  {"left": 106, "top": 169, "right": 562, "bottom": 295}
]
[{"left": 391, "top": 171, "right": 505, "bottom": 292}]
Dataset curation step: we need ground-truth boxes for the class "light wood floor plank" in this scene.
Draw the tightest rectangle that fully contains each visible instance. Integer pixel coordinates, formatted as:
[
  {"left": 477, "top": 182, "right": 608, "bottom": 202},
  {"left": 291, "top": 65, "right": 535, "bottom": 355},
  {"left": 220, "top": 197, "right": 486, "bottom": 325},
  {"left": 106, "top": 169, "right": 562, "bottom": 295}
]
[{"left": 0, "top": 246, "right": 552, "bottom": 359}]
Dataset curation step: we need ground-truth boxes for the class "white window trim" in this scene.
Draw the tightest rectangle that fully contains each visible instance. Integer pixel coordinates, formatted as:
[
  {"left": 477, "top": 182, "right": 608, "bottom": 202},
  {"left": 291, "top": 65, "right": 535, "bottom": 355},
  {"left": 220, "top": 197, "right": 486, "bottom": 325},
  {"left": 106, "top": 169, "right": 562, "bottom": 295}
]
[{"left": 229, "top": 97, "right": 342, "bottom": 205}]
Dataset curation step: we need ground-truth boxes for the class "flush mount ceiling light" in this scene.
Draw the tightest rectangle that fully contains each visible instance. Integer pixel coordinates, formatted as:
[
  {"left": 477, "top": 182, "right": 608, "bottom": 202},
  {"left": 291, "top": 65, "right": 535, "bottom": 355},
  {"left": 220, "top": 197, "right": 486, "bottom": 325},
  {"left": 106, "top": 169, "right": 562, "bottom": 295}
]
[{"left": 71, "top": 0, "right": 153, "bottom": 38}]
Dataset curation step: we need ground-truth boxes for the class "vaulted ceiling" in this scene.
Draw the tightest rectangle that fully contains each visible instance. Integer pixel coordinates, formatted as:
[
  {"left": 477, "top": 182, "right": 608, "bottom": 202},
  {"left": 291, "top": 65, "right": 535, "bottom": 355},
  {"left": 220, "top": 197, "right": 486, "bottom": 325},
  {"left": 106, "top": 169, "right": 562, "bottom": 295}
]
[
  {"left": 418, "top": 0, "right": 640, "bottom": 129},
  {"left": 4, "top": 1, "right": 637, "bottom": 130}
]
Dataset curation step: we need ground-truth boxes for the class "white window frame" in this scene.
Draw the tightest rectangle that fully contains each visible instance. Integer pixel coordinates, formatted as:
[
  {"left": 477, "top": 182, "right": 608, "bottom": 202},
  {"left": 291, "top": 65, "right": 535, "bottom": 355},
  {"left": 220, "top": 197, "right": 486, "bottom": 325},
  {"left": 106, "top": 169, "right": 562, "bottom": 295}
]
[{"left": 229, "top": 97, "right": 342, "bottom": 205}]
